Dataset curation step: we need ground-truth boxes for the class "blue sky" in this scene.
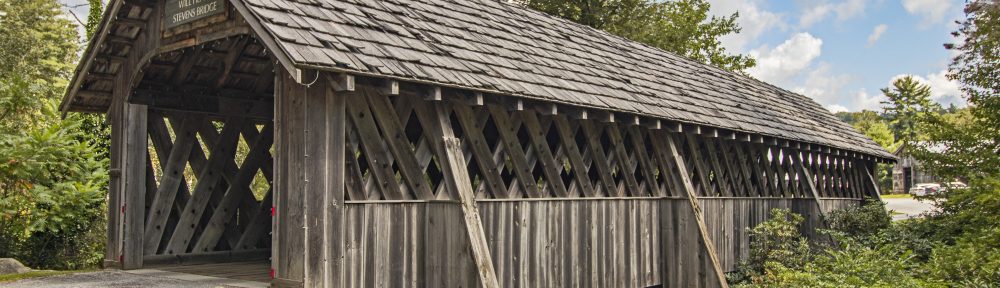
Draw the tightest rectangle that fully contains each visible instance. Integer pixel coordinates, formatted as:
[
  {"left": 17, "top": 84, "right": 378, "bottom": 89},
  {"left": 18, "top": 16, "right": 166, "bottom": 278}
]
[
  {"left": 58, "top": 0, "right": 966, "bottom": 112},
  {"left": 707, "top": 0, "right": 966, "bottom": 112}
]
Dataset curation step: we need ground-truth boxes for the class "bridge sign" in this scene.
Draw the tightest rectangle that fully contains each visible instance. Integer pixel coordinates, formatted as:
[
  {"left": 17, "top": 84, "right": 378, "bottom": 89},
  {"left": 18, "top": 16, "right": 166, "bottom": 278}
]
[{"left": 165, "top": 0, "right": 225, "bottom": 29}]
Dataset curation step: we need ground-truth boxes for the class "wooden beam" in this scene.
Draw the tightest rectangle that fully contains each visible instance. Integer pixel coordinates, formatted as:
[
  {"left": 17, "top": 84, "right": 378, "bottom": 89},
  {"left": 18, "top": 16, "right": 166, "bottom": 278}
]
[
  {"left": 662, "top": 134, "right": 730, "bottom": 288},
  {"left": 864, "top": 164, "right": 884, "bottom": 202},
  {"left": 164, "top": 118, "right": 245, "bottom": 255},
  {"left": 519, "top": 111, "right": 570, "bottom": 197},
  {"left": 535, "top": 103, "right": 558, "bottom": 115},
  {"left": 122, "top": 104, "right": 147, "bottom": 269},
  {"left": 451, "top": 102, "right": 509, "bottom": 198},
  {"left": 328, "top": 73, "right": 355, "bottom": 92},
  {"left": 429, "top": 103, "right": 500, "bottom": 288},
  {"left": 487, "top": 105, "right": 541, "bottom": 198},
  {"left": 424, "top": 86, "right": 443, "bottom": 101},
  {"left": 552, "top": 115, "right": 596, "bottom": 197},
  {"left": 142, "top": 117, "right": 202, "bottom": 255},
  {"left": 380, "top": 79, "right": 400, "bottom": 95},
  {"left": 467, "top": 92, "right": 485, "bottom": 106}
]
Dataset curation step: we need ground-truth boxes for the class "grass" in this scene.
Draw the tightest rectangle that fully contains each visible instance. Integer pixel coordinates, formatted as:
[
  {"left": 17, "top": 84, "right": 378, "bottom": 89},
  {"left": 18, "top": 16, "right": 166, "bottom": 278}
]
[
  {"left": 881, "top": 194, "right": 913, "bottom": 199},
  {"left": 0, "top": 270, "right": 91, "bottom": 283}
]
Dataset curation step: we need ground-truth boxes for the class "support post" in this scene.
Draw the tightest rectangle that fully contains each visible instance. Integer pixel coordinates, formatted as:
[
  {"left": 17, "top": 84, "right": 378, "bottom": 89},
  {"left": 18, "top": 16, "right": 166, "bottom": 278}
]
[
  {"left": 430, "top": 102, "right": 500, "bottom": 288},
  {"left": 864, "top": 164, "right": 884, "bottom": 202},
  {"left": 661, "top": 134, "right": 729, "bottom": 288},
  {"left": 793, "top": 152, "right": 827, "bottom": 218},
  {"left": 122, "top": 103, "right": 148, "bottom": 269},
  {"left": 274, "top": 72, "right": 347, "bottom": 287}
]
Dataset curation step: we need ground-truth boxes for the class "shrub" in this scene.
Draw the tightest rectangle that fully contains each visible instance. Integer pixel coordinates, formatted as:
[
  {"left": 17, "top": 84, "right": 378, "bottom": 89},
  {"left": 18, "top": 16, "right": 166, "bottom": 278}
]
[
  {"left": 731, "top": 209, "right": 811, "bottom": 284},
  {"left": 824, "top": 199, "right": 892, "bottom": 247},
  {"left": 0, "top": 105, "right": 107, "bottom": 269}
]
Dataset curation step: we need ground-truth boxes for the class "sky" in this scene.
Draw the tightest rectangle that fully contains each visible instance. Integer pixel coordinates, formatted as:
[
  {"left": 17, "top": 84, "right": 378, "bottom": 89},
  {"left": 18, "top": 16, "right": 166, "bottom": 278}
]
[
  {"left": 707, "top": 0, "right": 967, "bottom": 112},
  {"left": 56, "top": 0, "right": 966, "bottom": 113}
]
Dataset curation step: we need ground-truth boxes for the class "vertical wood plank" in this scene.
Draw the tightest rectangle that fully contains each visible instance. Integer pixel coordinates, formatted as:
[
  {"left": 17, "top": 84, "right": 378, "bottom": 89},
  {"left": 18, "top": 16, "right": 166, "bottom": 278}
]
[
  {"left": 122, "top": 103, "right": 148, "bottom": 269},
  {"left": 431, "top": 102, "right": 501, "bottom": 287},
  {"left": 663, "top": 135, "right": 730, "bottom": 287}
]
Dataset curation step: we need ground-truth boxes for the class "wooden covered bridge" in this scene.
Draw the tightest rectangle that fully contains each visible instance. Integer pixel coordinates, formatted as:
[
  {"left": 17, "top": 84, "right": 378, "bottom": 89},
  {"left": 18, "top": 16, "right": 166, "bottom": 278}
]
[{"left": 61, "top": 0, "right": 893, "bottom": 286}]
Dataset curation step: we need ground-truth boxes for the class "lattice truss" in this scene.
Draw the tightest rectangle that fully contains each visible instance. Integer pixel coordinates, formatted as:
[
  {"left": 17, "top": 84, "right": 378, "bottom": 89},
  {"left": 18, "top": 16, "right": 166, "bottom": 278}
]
[
  {"left": 143, "top": 110, "right": 274, "bottom": 256},
  {"left": 343, "top": 88, "right": 874, "bottom": 201}
]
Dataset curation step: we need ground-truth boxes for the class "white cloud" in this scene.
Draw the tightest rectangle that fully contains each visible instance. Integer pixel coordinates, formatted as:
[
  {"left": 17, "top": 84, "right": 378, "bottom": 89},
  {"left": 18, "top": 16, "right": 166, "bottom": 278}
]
[
  {"left": 708, "top": 0, "right": 787, "bottom": 52},
  {"left": 850, "top": 89, "right": 886, "bottom": 111},
  {"left": 748, "top": 33, "right": 823, "bottom": 84},
  {"left": 867, "top": 24, "right": 888, "bottom": 46},
  {"left": 798, "top": 0, "right": 869, "bottom": 28},
  {"left": 889, "top": 70, "right": 966, "bottom": 107},
  {"left": 827, "top": 104, "right": 849, "bottom": 113},
  {"left": 901, "top": 0, "right": 954, "bottom": 25},
  {"left": 792, "top": 63, "right": 855, "bottom": 105}
]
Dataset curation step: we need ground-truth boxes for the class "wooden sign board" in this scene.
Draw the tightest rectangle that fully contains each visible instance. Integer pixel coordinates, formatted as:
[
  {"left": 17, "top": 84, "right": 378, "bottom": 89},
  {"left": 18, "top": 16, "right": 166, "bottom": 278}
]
[{"left": 165, "top": 0, "right": 225, "bottom": 30}]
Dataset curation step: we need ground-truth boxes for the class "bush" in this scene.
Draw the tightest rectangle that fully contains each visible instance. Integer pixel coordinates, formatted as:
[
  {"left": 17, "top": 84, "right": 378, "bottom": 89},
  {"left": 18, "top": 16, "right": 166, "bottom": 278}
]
[
  {"left": 824, "top": 199, "right": 892, "bottom": 247},
  {"left": 731, "top": 209, "right": 811, "bottom": 284},
  {"left": 732, "top": 206, "right": 930, "bottom": 288}
]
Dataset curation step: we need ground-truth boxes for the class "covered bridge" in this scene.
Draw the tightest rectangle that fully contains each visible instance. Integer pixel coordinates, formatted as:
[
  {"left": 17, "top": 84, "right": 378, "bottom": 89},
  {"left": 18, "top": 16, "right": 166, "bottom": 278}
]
[{"left": 61, "top": 0, "right": 893, "bottom": 286}]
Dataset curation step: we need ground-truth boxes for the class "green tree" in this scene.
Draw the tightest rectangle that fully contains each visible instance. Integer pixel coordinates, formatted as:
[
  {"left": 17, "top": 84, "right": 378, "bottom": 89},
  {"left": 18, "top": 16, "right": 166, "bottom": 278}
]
[
  {"left": 517, "top": 0, "right": 756, "bottom": 73},
  {"left": 85, "top": 0, "right": 103, "bottom": 38},
  {"left": 880, "top": 76, "right": 939, "bottom": 145},
  {"left": 0, "top": 0, "right": 108, "bottom": 269}
]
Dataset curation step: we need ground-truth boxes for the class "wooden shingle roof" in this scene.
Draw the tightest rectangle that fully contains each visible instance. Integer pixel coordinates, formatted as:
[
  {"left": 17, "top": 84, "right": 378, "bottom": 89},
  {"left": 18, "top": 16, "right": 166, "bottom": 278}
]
[{"left": 237, "top": 0, "right": 892, "bottom": 159}]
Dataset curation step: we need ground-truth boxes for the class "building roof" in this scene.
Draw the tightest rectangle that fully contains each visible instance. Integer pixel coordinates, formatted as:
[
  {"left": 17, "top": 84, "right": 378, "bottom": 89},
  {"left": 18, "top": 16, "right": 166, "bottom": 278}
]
[{"left": 62, "top": 0, "right": 894, "bottom": 160}]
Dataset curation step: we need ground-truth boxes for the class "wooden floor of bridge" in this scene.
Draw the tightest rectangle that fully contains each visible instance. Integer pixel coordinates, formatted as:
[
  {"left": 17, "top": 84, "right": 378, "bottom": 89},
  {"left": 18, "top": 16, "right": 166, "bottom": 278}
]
[{"left": 132, "top": 260, "right": 270, "bottom": 287}]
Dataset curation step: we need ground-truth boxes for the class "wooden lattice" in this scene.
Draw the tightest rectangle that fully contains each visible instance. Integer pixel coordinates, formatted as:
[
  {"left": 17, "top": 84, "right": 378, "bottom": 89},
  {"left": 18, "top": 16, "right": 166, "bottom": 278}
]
[
  {"left": 142, "top": 111, "right": 273, "bottom": 256},
  {"left": 340, "top": 88, "right": 876, "bottom": 202}
]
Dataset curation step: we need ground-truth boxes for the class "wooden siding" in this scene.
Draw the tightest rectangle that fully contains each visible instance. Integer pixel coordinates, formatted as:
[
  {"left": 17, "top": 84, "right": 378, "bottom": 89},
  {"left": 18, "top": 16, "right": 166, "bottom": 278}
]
[{"left": 335, "top": 198, "right": 860, "bottom": 287}]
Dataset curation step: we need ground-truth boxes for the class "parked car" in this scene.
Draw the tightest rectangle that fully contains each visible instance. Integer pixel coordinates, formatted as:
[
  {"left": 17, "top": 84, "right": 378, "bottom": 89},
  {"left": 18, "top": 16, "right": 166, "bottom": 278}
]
[{"left": 910, "top": 183, "right": 942, "bottom": 196}]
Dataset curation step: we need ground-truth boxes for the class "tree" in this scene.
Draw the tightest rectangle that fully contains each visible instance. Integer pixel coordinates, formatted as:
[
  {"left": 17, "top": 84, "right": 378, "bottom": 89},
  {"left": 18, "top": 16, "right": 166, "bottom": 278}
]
[
  {"left": 85, "top": 0, "right": 103, "bottom": 38},
  {"left": 932, "top": 0, "right": 1000, "bottom": 179},
  {"left": 880, "top": 76, "right": 939, "bottom": 145},
  {"left": 0, "top": 0, "right": 108, "bottom": 269},
  {"left": 517, "top": 0, "right": 756, "bottom": 73}
]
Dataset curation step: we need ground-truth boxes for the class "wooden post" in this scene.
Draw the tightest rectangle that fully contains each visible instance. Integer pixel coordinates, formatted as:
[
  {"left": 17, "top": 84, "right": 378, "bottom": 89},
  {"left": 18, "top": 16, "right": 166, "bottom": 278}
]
[
  {"left": 122, "top": 103, "right": 147, "bottom": 269},
  {"left": 430, "top": 102, "right": 501, "bottom": 288},
  {"left": 661, "top": 134, "right": 729, "bottom": 288},
  {"left": 793, "top": 152, "right": 827, "bottom": 217},
  {"left": 864, "top": 164, "right": 884, "bottom": 202},
  {"left": 274, "top": 72, "right": 346, "bottom": 287}
]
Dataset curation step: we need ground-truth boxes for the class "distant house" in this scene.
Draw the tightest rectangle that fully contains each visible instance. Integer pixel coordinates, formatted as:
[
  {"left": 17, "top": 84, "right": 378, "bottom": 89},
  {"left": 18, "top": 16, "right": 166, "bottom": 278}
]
[{"left": 892, "top": 143, "right": 940, "bottom": 194}]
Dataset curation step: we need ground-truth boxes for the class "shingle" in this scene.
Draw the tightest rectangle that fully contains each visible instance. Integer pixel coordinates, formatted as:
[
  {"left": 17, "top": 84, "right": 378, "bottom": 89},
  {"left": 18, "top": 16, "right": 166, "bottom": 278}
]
[{"left": 240, "top": 0, "right": 892, "bottom": 159}]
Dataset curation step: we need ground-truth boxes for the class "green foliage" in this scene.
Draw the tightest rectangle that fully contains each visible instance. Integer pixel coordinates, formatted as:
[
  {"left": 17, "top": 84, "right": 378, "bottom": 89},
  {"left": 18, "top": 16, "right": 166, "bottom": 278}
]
[
  {"left": 0, "top": 102, "right": 108, "bottom": 269},
  {"left": 880, "top": 76, "right": 940, "bottom": 145},
  {"left": 0, "top": 0, "right": 108, "bottom": 270},
  {"left": 0, "top": 0, "right": 79, "bottom": 132},
  {"left": 730, "top": 209, "right": 811, "bottom": 284},
  {"left": 85, "top": 0, "right": 102, "bottom": 38},
  {"left": 518, "top": 0, "right": 756, "bottom": 73},
  {"left": 824, "top": 199, "right": 892, "bottom": 246}
]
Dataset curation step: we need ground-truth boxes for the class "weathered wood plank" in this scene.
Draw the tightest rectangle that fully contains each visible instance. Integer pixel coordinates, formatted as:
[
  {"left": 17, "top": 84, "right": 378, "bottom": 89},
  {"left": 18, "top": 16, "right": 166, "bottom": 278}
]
[
  {"left": 191, "top": 123, "right": 273, "bottom": 252},
  {"left": 487, "top": 105, "right": 541, "bottom": 198},
  {"left": 143, "top": 116, "right": 202, "bottom": 255},
  {"left": 580, "top": 121, "right": 618, "bottom": 197},
  {"left": 123, "top": 104, "right": 148, "bottom": 269},
  {"left": 606, "top": 124, "right": 643, "bottom": 196},
  {"left": 452, "top": 102, "right": 509, "bottom": 198},
  {"left": 664, "top": 134, "right": 730, "bottom": 288},
  {"left": 519, "top": 111, "right": 570, "bottom": 197},
  {"left": 364, "top": 89, "right": 435, "bottom": 200},
  {"left": 629, "top": 126, "right": 662, "bottom": 197},
  {"left": 346, "top": 93, "right": 406, "bottom": 200},
  {"left": 164, "top": 118, "right": 245, "bottom": 255},
  {"left": 552, "top": 115, "right": 596, "bottom": 197}
]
